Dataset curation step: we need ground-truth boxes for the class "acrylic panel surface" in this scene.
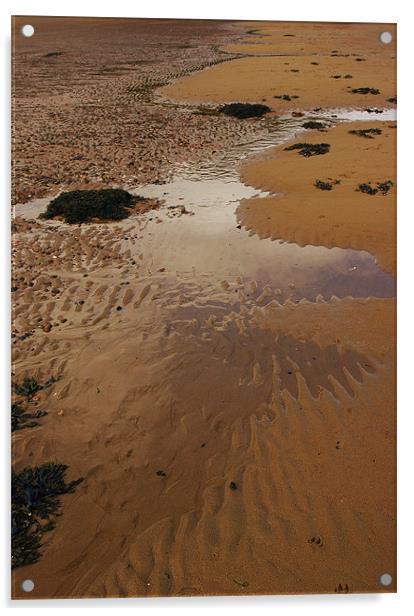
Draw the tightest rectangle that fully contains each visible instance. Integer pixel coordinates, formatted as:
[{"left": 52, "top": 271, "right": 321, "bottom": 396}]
[{"left": 11, "top": 16, "right": 396, "bottom": 599}]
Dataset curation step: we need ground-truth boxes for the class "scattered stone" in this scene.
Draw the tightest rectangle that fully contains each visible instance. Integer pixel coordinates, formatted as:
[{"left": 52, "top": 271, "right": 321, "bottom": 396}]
[
  {"left": 308, "top": 536, "right": 324, "bottom": 547},
  {"left": 229, "top": 481, "right": 238, "bottom": 491},
  {"left": 335, "top": 583, "right": 350, "bottom": 593}
]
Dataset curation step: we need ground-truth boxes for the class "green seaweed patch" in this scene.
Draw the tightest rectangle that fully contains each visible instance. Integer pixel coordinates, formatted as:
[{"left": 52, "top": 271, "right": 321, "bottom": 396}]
[
  {"left": 357, "top": 180, "right": 394, "bottom": 195},
  {"left": 350, "top": 87, "right": 380, "bottom": 95},
  {"left": 302, "top": 120, "right": 326, "bottom": 131},
  {"left": 39, "top": 189, "right": 142, "bottom": 224},
  {"left": 12, "top": 403, "right": 47, "bottom": 433},
  {"left": 12, "top": 463, "right": 83, "bottom": 569},
  {"left": 349, "top": 128, "right": 382, "bottom": 139},
  {"left": 285, "top": 143, "right": 331, "bottom": 157},
  {"left": 218, "top": 103, "right": 271, "bottom": 119}
]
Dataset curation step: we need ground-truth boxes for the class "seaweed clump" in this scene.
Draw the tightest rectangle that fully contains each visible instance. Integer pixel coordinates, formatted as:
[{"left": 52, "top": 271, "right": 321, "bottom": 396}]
[
  {"left": 302, "top": 120, "right": 326, "bottom": 131},
  {"left": 357, "top": 180, "right": 394, "bottom": 195},
  {"left": 350, "top": 87, "right": 380, "bottom": 95},
  {"left": 218, "top": 103, "right": 271, "bottom": 119},
  {"left": 273, "top": 94, "right": 299, "bottom": 101},
  {"left": 13, "top": 376, "right": 57, "bottom": 399},
  {"left": 12, "top": 463, "right": 83, "bottom": 569},
  {"left": 284, "top": 143, "right": 331, "bottom": 157},
  {"left": 12, "top": 404, "right": 47, "bottom": 433},
  {"left": 314, "top": 179, "right": 340, "bottom": 191},
  {"left": 349, "top": 128, "right": 382, "bottom": 139},
  {"left": 40, "top": 189, "right": 137, "bottom": 224}
]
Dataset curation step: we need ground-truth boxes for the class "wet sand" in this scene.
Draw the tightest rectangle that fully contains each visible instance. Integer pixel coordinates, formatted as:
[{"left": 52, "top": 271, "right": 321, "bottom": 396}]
[
  {"left": 161, "top": 21, "right": 396, "bottom": 112},
  {"left": 238, "top": 120, "right": 396, "bottom": 274},
  {"left": 12, "top": 18, "right": 396, "bottom": 598}
]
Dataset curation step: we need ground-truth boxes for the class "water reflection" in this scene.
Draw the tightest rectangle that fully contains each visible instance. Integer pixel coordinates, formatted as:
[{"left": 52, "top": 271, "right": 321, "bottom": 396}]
[{"left": 15, "top": 108, "right": 396, "bottom": 303}]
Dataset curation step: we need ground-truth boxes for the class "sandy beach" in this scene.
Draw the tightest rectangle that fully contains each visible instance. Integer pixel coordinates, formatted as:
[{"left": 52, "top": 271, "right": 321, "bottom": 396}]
[{"left": 12, "top": 18, "right": 396, "bottom": 598}]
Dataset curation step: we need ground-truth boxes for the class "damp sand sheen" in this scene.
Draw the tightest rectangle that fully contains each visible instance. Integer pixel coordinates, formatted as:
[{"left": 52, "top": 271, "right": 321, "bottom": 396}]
[{"left": 11, "top": 18, "right": 396, "bottom": 598}]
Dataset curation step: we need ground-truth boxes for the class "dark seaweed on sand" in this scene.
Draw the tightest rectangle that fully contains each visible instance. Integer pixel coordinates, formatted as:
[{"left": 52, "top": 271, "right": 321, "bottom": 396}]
[
  {"left": 12, "top": 463, "right": 83, "bottom": 569},
  {"left": 350, "top": 87, "right": 380, "bottom": 95},
  {"left": 314, "top": 179, "right": 340, "bottom": 191},
  {"left": 13, "top": 375, "right": 57, "bottom": 399},
  {"left": 357, "top": 180, "right": 393, "bottom": 195},
  {"left": 314, "top": 180, "right": 333, "bottom": 191},
  {"left": 349, "top": 128, "right": 382, "bottom": 139},
  {"left": 40, "top": 189, "right": 138, "bottom": 224},
  {"left": 12, "top": 403, "right": 47, "bottom": 432},
  {"left": 302, "top": 120, "right": 326, "bottom": 131},
  {"left": 218, "top": 103, "right": 271, "bottom": 119},
  {"left": 284, "top": 143, "right": 331, "bottom": 157},
  {"left": 273, "top": 94, "right": 299, "bottom": 101}
]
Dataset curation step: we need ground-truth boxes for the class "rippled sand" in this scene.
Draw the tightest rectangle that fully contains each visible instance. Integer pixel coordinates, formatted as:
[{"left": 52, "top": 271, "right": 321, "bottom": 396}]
[{"left": 12, "top": 18, "right": 396, "bottom": 598}]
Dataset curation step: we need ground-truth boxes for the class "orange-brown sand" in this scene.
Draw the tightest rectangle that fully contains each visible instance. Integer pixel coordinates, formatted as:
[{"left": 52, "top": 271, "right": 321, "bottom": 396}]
[
  {"left": 161, "top": 21, "right": 396, "bottom": 112},
  {"left": 12, "top": 18, "right": 396, "bottom": 599},
  {"left": 12, "top": 286, "right": 395, "bottom": 597},
  {"left": 238, "top": 121, "right": 396, "bottom": 274}
]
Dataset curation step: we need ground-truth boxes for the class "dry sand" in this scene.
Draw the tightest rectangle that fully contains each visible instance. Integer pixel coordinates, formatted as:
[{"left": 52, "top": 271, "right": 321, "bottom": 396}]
[{"left": 12, "top": 18, "right": 396, "bottom": 598}]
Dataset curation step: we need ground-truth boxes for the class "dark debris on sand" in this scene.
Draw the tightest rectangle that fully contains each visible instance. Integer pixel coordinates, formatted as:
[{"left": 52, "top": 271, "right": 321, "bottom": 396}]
[
  {"left": 12, "top": 463, "right": 83, "bottom": 569},
  {"left": 349, "top": 128, "right": 382, "bottom": 139},
  {"left": 39, "top": 188, "right": 145, "bottom": 224},
  {"left": 218, "top": 103, "right": 271, "bottom": 119},
  {"left": 285, "top": 143, "right": 331, "bottom": 157},
  {"left": 357, "top": 180, "right": 394, "bottom": 195}
]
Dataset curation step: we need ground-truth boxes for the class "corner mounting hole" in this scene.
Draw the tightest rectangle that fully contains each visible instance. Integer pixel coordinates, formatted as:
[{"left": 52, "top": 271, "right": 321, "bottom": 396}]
[
  {"left": 21, "top": 24, "right": 35, "bottom": 38},
  {"left": 379, "top": 31, "right": 392, "bottom": 44},
  {"left": 21, "top": 579, "right": 34, "bottom": 592},
  {"left": 379, "top": 572, "right": 392, "bottom": 587}
]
